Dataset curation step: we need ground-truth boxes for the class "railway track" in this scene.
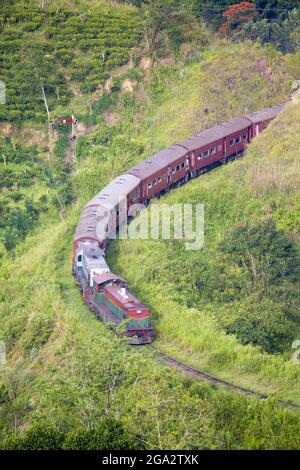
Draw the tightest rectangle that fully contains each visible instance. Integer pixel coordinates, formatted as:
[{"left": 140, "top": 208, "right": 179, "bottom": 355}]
[{"left": 151, "top": 348, "right": 300, "bottom": 412}]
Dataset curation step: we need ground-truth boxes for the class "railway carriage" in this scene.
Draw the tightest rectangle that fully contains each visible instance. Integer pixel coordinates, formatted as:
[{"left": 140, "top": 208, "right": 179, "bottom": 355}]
[
  {"left": 126, "top": 144, "right": 201, "bottom": 204},
  {"left": 79, "top": 173, "right": 141, "bottom": 250},
  {"left": 74, "top": 206, "right": 104, "bottom": 255},
  {"left": 177, "top": 126, "right": 226, "bottom": 177},
  {"left": 245, "top": 104, "right": 284, "bottom": 139},
  {"left": 219, "top": 117, "right": 251, "bottom": 160},
  {"left": 177, "top": 117, "right": 252, "bottom": 179}
]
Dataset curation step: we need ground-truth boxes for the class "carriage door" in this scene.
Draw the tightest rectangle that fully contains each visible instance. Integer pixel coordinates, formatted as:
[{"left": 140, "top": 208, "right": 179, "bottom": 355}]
[
  {"left": 185, "top": 156, "right": 190, "bottom": 180},
  {"left": 167, "top": 166, "right": 171, "bottom": 184},
  {"left": 191, "top": 151, "right": 195, "bottom": 168},
  {"left": 186, "top": 156, "right": 190, "bottom": 171},
  {"left": 256, "top": 123, "right": 259, "bottom": 136}
]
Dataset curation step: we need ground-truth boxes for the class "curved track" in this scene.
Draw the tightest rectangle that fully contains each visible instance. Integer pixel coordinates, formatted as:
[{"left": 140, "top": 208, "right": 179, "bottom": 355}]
[{"left": 151, "top": 347, "right": 300, "bottom": 411}]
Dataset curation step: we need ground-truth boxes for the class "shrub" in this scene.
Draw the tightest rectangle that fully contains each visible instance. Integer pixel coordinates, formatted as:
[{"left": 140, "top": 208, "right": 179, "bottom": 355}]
[
  {"left": 0, "top": 425, "right": 64, "bottom": 450},
  {"left": 92, "top": 92, "right": 118, "bottom": 116},
  {"left": 21, "top": 313, "right": 54, "bottom": 352},
  {"left": 1, "top": 314, "right": 28, "bottom": 349},
  {"left": 221, "top": 218, "right": 299, "bottom": 285},
  {"left": 3, "top": 228, "right": 18, "bottom": 253},
  {"left": 223, "top": 296, "right": 296, "bottom": 353},
  {"left": 0, "top": 421, "right": 139, "bottom": 451},
  {"left": 62, "top": 417, "right": 138, "bottom": 450}
]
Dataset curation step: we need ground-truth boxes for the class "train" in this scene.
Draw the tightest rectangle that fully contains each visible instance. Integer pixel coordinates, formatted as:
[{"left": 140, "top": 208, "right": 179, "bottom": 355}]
[{"left": 73, "top": 104, "right": 284, "bottom": 344}]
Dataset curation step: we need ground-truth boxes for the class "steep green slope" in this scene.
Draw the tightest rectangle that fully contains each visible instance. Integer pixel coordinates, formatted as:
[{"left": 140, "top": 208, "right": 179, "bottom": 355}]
[
  {"left": 0, "top": 0, "right": 140, "bottom": 123},
  {"left": 0, "top": 0, "right": 141, "bottom": 255},
  {"left": 109, "top": 102, "right": 300, "bottom": 401},
  {"left": 137, "top": 43, "right": 293, "bottom": 147},
  {"left": 1, "top": 33, "right": 300, "bottom": 449}
]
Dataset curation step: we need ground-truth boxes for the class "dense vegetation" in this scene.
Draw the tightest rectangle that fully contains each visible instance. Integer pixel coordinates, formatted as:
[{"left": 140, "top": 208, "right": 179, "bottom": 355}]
[
  {"left": 0, "top": 0, "right": 300, "bottom": 451},
  {"left": 0, "top": 0, "right": 140, "bottom": 122},
  {"left": 0, "top": 131, "right": 73, "bottom": 255},
  {"left": 2, "top": 0, "right": 300, "bottom": 123},
  {"left": 0, "top": 420, "right": 137, "bottom": 450},
  {"left": 195, "top": 0, "right": 300, "bottom": 52},
  {"left": 125, "top": 0, "right": 300, "bottom": 52}
]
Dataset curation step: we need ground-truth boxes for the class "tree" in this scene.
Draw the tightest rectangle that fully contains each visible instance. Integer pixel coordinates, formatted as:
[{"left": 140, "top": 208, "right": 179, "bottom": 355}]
[
  {"left": 219, "top": 2, "right": 258, "bottom": 37},
  {"left": 195, "top": 0, "right": 300, "bottom": 51},
  {"left": 140, "top": 0, "right": 193, "bottom": 57},
  {"left": 195, "top": 0, "right": 300, "bottom": 26},
  {"left": 233, "top": 7, "right": 300, "bottom": 51},
  {"left": 255, "top": 0, "right": 299, "bottom": 21}
]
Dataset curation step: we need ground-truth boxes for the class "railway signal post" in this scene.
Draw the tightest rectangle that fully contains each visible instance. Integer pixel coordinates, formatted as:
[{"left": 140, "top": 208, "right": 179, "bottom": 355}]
[
  {"left": 52, "top": 115, "right": 78, "bottom": 164},
  {"left": 71, "top": 114, "right": 78, "bottom": 164}
]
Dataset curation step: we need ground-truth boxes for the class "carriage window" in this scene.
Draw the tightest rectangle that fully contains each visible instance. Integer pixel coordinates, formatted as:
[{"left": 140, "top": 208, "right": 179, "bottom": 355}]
[
  {"left": 235, "top": 136, "right": 241, "bottom": 144},
  {"left": 172, "top": 168, "right": 176, "bottom": 174},
  {"left": 148, "top": 182, "right": 152, "bottom": 189},
  {"left": 152, "top": 180, "right": 157, "bottom": 186},
  {"left": 211, "top": 147, "right": 216, "bottom": 155},
  {"left": 197, "top": 153, "right": 202, "bottom": 160},
  {"left": 77, "top": 254, "right": 82, "bottom": 262},
  {"left": 157, "top": 177, "right": 162, "bottom": 183},
  {"left": 176, "top": 165, "right": 180, "bottom": 171},
  {"left": 243, "top": 134, "right": 247, "bottom": 140},
  {"left": 181, "top": 162, "right": 185, "bottom": 168},
  {"left": 204, "top": 150, "right": 209, "bottom": 158},
  {"left": 229, "top": 139, "right": 234, "bottom": 146}
]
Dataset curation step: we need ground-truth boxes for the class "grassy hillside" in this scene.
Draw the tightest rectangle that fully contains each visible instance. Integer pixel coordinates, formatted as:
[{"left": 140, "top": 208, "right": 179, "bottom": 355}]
[
  {"left": 0, "top": 0, "right": 140, "bottom": 123},
  {"left": 1, "top": 3, "right": 300, "bottom": 449},
  {"left": 109, "top": 102, "right": 300, "bottom": 401},
  {"left": 0, "top": 0, "right": 140, "bottom": 254}
]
